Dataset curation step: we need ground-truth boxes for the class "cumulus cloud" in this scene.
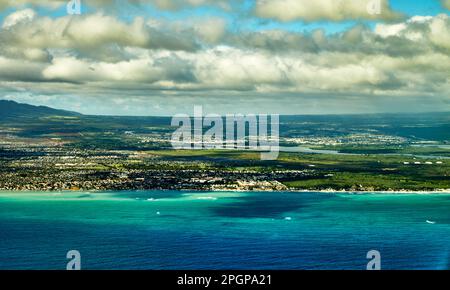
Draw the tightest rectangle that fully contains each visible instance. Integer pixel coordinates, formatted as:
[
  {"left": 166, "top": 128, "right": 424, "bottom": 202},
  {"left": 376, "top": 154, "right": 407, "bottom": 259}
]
[
  {"left": 192, "top": 18, "right": 227, "bottom": 44},
  {"left": 2, "top": 8, "right": 36, "bottom": 28},
  {"left": 254, "top": 0, "right": 402, "bottom": 22},
  {"left": 0, "top": 4, "right": 449, "bottom": 114},
  {"left": 0, "top": 11, "right": 206, "bottom": 62},
  {"left": 0, "top": 0, "right": 234, "bottom": 11},
  {"left": 0, "top": 0, "right": 60, "bottom": 10},
  {"left": 2, "top": 11, "right": 450, "bottom": 90},
  {"left": 2, "top": 14, "right": 449, "bottom": 96},
  {"left": 375, "top": 14, "right": 450, "bottom": 51}
]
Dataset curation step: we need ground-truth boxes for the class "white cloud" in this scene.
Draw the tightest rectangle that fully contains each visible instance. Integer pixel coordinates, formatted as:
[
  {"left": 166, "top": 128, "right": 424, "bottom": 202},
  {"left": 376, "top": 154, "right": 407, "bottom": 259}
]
[
  {"left": 1, "top": 12, "right": 202, "bottom": 55},
  {"left": 254, "top": 0, "right": 402, "bottom": 22},
  {"left": 375, "top": 14, "right": 450, "bottom": 50},
  {"left": 0, "top": 9, "right": 449, "bottom": 114},
  {"left": 375, "top": 23, "right": 407, "bottom": 38},
  {"left": 0, "top": 0, "right": 65, "bottom": 10},
  {"left": 428, "top": 14, "right": 450, "bottom": 50},
  {"left": 193, "top": 18, "right": 227, "bottom": 44},
  {"left": 2, "top": 8, "right": 35, "bottom": 28},
  {"left": 0, "top": 0, "right": 234, "bottom": 11}
]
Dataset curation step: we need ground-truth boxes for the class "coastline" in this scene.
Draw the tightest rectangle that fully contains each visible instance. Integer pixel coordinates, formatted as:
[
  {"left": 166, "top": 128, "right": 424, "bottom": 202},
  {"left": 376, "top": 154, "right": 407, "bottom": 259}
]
[{"left": 1, "top": 188, "right": 450, "bottom": 194}]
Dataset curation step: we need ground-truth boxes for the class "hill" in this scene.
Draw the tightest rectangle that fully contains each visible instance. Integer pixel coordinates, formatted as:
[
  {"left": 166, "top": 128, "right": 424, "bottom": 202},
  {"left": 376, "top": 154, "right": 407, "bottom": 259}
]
[{"left": 0, "top": 100, "right": 81, "bottom": 120}]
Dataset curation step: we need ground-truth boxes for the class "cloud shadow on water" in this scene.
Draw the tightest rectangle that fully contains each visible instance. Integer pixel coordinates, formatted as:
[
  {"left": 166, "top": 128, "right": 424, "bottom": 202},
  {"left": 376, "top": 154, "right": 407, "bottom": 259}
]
[{"left": 210, "top": 192, "right": 336, "bottom": 219}]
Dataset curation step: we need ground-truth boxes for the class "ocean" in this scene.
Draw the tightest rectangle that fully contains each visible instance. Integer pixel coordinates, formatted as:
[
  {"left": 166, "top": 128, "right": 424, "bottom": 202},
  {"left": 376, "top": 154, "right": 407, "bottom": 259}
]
[{"left": 0, "top": 190, "right": 449, "bottom": 270}]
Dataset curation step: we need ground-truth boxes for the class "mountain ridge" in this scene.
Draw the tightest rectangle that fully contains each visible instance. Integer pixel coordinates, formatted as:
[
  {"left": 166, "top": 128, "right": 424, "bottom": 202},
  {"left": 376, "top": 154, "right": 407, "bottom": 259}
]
[{"left": 0, "top": 100, "right": 81, "bottom": 119}]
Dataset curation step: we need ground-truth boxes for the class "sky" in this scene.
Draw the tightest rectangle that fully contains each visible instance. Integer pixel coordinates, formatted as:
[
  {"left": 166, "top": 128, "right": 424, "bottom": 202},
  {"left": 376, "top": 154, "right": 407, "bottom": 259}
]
[{"left": 0, "top": 0, "right": 449, "bottom": 116}]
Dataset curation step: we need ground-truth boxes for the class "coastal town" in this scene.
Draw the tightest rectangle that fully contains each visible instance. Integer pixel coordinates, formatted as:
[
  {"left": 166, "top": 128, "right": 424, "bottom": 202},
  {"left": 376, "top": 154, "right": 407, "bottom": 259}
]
[
  {"left": 0, "top": 132, "right": 448, "bottom": 192},
  {"left": 0, "top": 101, "right": 449, "bottom": 192},
  {"left": 0, "top": 138, "right": 308, "bottom": 191}
]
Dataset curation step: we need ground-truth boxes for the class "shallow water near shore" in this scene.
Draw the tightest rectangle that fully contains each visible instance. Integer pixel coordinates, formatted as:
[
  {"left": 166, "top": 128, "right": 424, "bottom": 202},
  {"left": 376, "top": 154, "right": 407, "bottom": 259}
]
[{"left": 1, "top": 190, "right": 450, "bottom": 270}]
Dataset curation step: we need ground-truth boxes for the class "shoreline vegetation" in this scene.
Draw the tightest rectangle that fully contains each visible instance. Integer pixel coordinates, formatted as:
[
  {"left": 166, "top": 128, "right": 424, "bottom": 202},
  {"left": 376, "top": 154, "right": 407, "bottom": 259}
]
[{"left": 1, "top": 188, "right": 450, "bottom": 194}]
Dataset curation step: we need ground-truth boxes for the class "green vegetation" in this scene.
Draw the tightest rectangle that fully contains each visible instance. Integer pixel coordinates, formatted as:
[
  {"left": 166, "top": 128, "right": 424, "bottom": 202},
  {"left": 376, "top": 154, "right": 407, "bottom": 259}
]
[
  {"left": 131, "top": 149, "right": 450, "bottom": 191},
  {"left": 311, "top": 144, "right": 450, "bottom": 157},
  {"left": 0, "top": 101, "right": 448, "bottom": 192}
]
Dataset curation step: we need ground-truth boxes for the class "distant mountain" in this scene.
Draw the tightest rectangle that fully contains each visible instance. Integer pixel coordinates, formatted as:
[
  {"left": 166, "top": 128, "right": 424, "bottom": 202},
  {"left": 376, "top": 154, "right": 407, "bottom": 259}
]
[{"left": 0, "top": 100, "right": 81, "bottom": 120}]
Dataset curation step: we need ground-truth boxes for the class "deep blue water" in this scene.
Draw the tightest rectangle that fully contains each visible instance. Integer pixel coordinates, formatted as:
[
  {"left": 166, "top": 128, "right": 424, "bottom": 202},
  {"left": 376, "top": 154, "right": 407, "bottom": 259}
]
[{"left": 1, "top": 191, "right": 450, "bottom": 270}]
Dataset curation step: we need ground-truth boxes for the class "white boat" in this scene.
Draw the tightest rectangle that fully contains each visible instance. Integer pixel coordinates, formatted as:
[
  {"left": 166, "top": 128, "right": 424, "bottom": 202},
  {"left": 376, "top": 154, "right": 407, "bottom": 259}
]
[{"left": 426, "top": 220, "right": 436, "bottom": 224}]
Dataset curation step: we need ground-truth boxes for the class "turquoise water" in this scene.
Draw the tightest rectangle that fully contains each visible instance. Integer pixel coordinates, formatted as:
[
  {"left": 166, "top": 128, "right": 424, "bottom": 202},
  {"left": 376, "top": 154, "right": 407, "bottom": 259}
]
[{"left": 1, "top": 191, "right": 450, "bottom": 270}]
